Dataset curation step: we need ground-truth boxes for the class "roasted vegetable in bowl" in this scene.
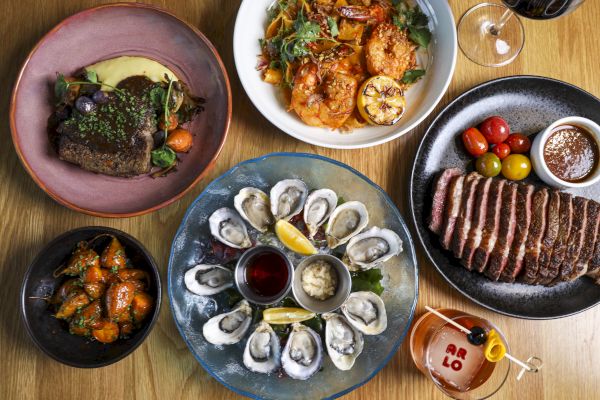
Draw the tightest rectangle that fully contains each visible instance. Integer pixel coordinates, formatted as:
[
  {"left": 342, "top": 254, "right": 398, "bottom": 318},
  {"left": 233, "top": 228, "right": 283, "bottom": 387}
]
[{"left": 52, "top": 235, "right": 154, "bottom": 343}]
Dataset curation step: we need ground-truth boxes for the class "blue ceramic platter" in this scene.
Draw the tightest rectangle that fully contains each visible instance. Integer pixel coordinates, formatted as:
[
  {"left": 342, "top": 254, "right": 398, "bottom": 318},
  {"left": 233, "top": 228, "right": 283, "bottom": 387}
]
[{"left": 168, "top": 153, "right": 418, "bottom": 399}]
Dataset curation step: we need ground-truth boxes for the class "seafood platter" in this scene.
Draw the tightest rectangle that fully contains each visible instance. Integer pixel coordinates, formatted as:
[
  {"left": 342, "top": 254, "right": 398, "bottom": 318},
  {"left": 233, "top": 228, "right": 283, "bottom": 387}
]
[{"left": 169, "top": 153, "right": 418, "bottom": 399}]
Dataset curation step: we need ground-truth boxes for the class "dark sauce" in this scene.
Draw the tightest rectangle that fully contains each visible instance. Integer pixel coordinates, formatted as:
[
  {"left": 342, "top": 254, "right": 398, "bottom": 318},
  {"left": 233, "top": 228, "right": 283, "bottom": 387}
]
[
  {"left": 502, "top": 0, "right": 582, "bottom": 20},
  {"left": 544, "top": 124, "right": 599, "bottom": 182},
  {"left": 245, "top": 251, "right": 289, "bottom": 298}
]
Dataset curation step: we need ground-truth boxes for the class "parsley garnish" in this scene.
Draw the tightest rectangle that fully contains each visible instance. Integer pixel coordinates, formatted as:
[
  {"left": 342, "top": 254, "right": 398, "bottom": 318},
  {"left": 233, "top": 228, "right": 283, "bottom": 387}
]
[
  {"left": 401, "top": 69, "right": 426, "bottom": 84},
  {"left": 150, "top": 75, "right": 177, "bottom": 170},
  {"left": 392, "top": 0, "right": 432, "bottom": 48},
  {"left": 327, "top": 17, "right": 339, "bottom": 37}
]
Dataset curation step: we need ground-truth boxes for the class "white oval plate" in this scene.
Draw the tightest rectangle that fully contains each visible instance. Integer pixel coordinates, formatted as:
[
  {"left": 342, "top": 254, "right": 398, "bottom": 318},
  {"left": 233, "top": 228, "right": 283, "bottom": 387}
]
[{"left": 234, "top": 0, "right": 457, "bottom": 149}]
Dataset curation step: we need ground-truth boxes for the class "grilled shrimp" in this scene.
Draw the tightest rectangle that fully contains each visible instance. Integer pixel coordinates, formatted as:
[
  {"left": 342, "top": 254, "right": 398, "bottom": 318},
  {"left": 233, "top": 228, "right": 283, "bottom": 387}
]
[
  {"left": 338, "top": 2, "right": 390, "bottom": 24},
  {"left": 365, "top": 23, "right": 416, "bottom": 80},
  {"left": 291, "top": 61, "right": 358, "bottom": 129}
]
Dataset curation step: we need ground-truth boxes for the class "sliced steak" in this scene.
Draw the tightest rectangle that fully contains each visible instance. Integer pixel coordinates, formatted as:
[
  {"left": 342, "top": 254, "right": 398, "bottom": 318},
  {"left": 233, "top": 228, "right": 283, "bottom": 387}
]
[
  {"left": 500, "top": 184, "right": 535, "bottom": 283},
  {"left": 528, "top": 190, "right": 560, "bottom": 284},
  {"left": 485, "top": 183, "right": 518, "bottom": 281},
  {"left": 439, "top": 175, "right": 466, "bottom": 250},
  {"left": 572, "top": 201, "right": 600, "bottom": 279},
  {"left": 429, "top": 168, "right": 462, "bottom": 235},
  {"left": 557, "top": 197, "right": 589, "bottom": 282},
  {"left": 472, "top": 180, "right": 506, "bottom": 273},
  {"left": 537, "top": 192, "right": 572, "bottom": 285},
  {"left": 461, "top": 177, "right": 493, "bottom": 270},
  {"left": 521, "top": 188, "right": 550, "bottom": 284},
  {"left": 451, "top": 173, "right": 481, "bottom": 258}
]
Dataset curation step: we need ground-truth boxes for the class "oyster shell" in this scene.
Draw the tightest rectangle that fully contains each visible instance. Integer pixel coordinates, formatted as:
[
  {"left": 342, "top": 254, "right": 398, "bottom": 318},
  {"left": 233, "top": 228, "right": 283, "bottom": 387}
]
[
  {"left": 303, "top": 188, "right": 338, "bottom": 238},
  {"left": 345, "top": 227, "right": 403, "bottom": 270},
  {"left": 270, "top": 179, "right": 308, "bottom": 221},
  {"left": 323, "top": 313, "right": 364, "bottom": 371},
  {"left": 208, "top": 207, "right": 252, "bottom": 249},
  {"left": 243, "top": 321, "right": 281, "bottom": 374},
  {"left": 184, "top": 264, "right": 233, "bottom": 296},
  {"left": 234, "top": 187, "right": 274, "bottom": 233},
  {"left": 202, "top": 300, "right": 252, "bottom": 345},
  {"left": 325, "top": 201, "right": 369, "bottom": 248},
  {"left": 340, "top": 291, "right": 387, "bottom": 335},
  {"left": 281, "top": 323, "right": 323, "bottom": 380}
]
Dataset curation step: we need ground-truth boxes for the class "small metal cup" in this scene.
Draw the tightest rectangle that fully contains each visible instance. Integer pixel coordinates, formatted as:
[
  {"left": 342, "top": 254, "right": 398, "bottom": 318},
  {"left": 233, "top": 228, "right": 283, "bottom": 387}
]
[
  {"left": 292, "top": 254, "right": 351, "bottom": 314},
  {"left": 235, "top": 245, "right": 294, "bottom": 305}
]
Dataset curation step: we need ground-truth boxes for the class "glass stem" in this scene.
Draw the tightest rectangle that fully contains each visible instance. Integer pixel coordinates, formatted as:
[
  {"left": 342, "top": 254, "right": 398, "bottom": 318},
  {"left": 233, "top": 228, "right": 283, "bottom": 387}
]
[{"left": 489, "top": 9, "right": 515, "bottom": 36}]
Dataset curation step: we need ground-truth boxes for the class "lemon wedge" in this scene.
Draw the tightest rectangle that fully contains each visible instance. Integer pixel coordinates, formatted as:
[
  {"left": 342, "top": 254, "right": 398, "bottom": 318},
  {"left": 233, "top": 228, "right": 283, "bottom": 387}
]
[
  {"left": 483, "top": 329, "right": 506, "bottom": 362},
  {"left": 357, "top": 75, "right": 405, "bottom": 126},
  {"left": 263, "top": 307, "right": 316, "bottom": 324},
  {"left": 274, "top": 220, "right": 317, "bottom": 256}
]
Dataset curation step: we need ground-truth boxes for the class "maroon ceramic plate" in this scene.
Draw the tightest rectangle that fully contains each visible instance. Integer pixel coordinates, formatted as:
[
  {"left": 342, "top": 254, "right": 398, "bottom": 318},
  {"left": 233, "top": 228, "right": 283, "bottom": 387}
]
[{"left": 10, "top": 3, "right": 231, "bottom": 217}]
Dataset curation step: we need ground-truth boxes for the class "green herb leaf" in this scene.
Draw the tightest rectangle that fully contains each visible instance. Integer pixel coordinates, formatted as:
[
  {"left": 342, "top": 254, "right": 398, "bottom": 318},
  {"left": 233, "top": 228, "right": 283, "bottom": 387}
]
[
  {"left": 149, "top": 86, "right": 166, "bottom": 109},
  {"left": 54, "top": 74, "right": 68, "bottom": 100},
  {"left": 409, "top": 26, "right": 431, "bottom": 48},
  {"left": 151, "top": 147, "right": 176, "bottom": 168},
  {"left": 86, "top": 70, "right": 98, "bottom": 84},
  {"left": 351, "top": 268, "right": 384, "bottom": 295},
  {"left": 401, "top": 69, "right": 426, "bottom": 84},
  {"left": 327, "top": 17, "right": 339, "bottom": 37}
]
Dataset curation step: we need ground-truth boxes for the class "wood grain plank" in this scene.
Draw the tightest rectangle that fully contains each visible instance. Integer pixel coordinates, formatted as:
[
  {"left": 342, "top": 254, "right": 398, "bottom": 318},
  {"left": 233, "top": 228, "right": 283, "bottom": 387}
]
[{"left": 1, "top": 1, "right": 599, "bottom": 399}]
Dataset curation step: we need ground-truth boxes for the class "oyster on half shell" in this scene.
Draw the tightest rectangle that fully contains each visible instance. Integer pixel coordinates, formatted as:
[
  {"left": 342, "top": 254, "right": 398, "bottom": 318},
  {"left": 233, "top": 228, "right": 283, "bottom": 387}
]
[
  {"left": 340, "top": 291, "right": 387, "bottom": 335},
  {"left": 243, "top": 321, "right": 281, "bottom": 374},
  {"left": 202, "top": 300, "right": 252, "bottom": 345},
  {"left": 325, "top": 201, "right": 369, "bottom": 248},
  {"left": 281, "top": 322, "right": 323, "bottom": 380},
  {"left": 234, "top": 187, "right": 274, "bottom": 233},
  {"left": 208, "top": 207, "right": 252, "bottom": 249},
  {"left": 270, "top": 179, "right": 308, "bottom": 221},
  {"left": 323, "top": 312, "right": 364, "bottom": 371},
  {"left": 345, "top": 227, "right": 403, "bottom": 270},
  {"left": 303, "top": 188, "right": 338, "bottom": 238},
  {"left": 184, "top": 264, "right": 233, "bottom": 296}
]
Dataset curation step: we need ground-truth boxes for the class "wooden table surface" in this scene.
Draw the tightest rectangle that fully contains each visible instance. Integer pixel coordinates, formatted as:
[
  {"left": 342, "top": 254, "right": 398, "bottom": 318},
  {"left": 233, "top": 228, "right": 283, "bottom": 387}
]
[{"left": 1, "top": 1, "right": 598, "bottom": 399}]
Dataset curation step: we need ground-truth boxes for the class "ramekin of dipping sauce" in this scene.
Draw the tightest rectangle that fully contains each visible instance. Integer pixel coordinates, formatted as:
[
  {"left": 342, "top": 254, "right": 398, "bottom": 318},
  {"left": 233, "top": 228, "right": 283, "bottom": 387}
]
[
  {"left": 235, "top": 246, "right": 294, "bottom": 305},
  {"left": 531, "top": 116, "right": 600, "bottom": 188},
  {"left": 292, "top": 254, "right": 351, "bottom": 314}
]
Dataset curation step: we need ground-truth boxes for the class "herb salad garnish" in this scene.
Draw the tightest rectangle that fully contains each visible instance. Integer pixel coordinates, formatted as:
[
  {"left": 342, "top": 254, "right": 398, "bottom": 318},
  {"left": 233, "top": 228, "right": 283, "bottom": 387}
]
[{"left": 150, "top": 75, "right": 177, "bottom": 171}]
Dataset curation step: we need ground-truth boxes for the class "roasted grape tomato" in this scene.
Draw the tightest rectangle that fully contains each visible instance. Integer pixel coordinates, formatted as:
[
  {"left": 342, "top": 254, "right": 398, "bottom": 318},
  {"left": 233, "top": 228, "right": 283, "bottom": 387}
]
[
  {"left": 502, "top": 154, "right": 531, "bottom": 180},
  {"left": 505, "top": 133, "right": 531, "bottom": 154},
  {"left": 462, "top": 127, "right": 489, "bottom": 157},
  {"left": 479, "top": 116, "right": 510, "bottom": 144},
  {"left": 492, "top": 143, "right": 511, "bottom": 160},
  {"left": 475, "top": 152, "right": 502, "bottom": 177}
]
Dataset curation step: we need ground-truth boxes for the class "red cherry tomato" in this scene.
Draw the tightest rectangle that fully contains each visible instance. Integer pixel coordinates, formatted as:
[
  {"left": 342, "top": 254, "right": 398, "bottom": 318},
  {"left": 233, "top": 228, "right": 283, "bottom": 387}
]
[
  {"left": 505, "top": 133, "right": 531, "bottom": 154},
  {"left": 479, "top": 116, "right": 510, "bottom": 144},
  {"left": 461, "top": 127, "right": 489, "bottom": 157},
  {"left": 492, "top": 143, "right": 511, "bottom": 160}
]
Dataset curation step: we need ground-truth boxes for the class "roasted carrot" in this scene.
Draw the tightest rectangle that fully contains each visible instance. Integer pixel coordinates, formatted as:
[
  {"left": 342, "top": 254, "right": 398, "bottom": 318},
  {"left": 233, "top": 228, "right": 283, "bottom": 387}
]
[
  {"left": 55, "top": 290, "right": 90, "bottom": 320},
  {"left": 131, "top": 292, "right": 154, "bottom": 324},
  {"left": 105, "top": 282, "right": 135, "bottom": 320},
  {"left": 100, "top": 236, "right": 127, "bottom": 271},
  {"left": 92, "top": 320, "right": 119, "bottom": 344}
]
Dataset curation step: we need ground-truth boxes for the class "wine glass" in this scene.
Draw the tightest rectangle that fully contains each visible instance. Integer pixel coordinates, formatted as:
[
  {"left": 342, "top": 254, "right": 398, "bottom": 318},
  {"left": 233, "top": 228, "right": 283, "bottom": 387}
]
[{"left": 457, "top": 0, "right": 585, "bottom": 67}]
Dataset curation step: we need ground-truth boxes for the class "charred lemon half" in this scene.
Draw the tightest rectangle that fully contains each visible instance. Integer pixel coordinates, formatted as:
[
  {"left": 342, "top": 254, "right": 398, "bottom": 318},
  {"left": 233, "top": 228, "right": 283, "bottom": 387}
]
[{"left": 357, "top": 75, "right": 405, "bottom": 126}]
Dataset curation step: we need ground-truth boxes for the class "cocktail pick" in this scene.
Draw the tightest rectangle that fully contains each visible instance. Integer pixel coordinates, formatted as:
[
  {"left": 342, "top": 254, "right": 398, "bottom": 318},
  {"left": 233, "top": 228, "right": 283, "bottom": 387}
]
[{"left": 424, "top": 306, "right": 543, "bottom": 379}]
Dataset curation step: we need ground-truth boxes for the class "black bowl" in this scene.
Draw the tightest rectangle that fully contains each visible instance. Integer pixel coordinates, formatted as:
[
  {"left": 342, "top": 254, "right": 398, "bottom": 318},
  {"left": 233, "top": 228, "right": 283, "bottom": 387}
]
[{"left": 20, "top": 226, "right": 161, "bottom": 368}]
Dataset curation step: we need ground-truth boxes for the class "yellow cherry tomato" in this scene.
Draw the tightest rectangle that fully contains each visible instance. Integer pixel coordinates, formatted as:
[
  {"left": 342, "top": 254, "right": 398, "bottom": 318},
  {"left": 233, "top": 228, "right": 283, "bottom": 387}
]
[{"left": 501, "top": 154, "right": 531, "bottom": 181}]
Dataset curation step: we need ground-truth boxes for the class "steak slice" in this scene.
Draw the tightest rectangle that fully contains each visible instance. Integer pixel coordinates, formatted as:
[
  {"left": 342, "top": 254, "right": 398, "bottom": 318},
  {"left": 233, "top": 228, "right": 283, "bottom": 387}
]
[
  {"left": 472, "top": 179, "right": 506, "bottom": 273},
  {"left": 587, "top": 203, "right": 600, "bottom": 275},
  {"left": 521, "top": 188, "right": 550, "bottom": 284},
  {"left": 429, "top": 168, "right": 462, "bottom": 235},
  {"left": 485, "top": 183, "right": 518, "bottom": 281},
  {"left": 571, "top": 201, "right": 600, "bottom": 279},
  {"left": 537, "top": 192, "right": 572, "bottom": 285},
  {"left": 461, "top": 177, "right": 493, "bottom": 270},
  {"left": 439, "top": 175, "right": 465, "bottom": 250},
  {"left": 500, "top": 184, "right": 535, "bottom": 283},
  {"left": 451, "top": 173, "right": 481, "bottom": 259},
  {"left": 557, "top": 197, "right": 589, "bottom": 282}
]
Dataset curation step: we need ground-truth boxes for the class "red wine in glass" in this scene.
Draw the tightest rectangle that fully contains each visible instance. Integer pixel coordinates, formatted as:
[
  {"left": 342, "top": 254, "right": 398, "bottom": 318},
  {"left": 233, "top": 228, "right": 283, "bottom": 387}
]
[{"left": 502, "top": 0, "right": 584, "bottom": 19}]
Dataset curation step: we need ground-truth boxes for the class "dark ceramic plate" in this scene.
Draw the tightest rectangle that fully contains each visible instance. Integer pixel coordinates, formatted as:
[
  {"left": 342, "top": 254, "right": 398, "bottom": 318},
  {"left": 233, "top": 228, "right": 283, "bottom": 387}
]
[
  {"left": 20, "top": 227, "right": 161, "bottom": 367},
  {"left": 410, "top": 76, "right": 600, "bottom": 319}
]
